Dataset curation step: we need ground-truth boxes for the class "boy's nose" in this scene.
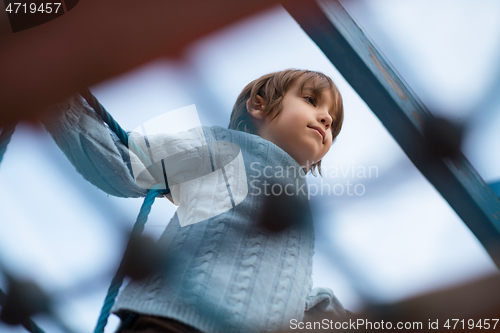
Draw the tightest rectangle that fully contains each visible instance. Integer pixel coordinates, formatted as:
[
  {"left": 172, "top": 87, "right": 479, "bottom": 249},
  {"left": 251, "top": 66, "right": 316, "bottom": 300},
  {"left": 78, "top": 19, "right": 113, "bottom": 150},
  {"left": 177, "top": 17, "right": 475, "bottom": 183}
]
[{"left": 318, "top": 110, "right": 332, "bottom": 128}]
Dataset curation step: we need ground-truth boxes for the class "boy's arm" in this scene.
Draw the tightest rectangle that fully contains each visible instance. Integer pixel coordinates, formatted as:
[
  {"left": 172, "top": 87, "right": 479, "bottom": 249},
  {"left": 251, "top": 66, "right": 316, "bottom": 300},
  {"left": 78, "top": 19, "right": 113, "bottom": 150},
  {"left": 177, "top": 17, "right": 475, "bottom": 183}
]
[{"left": 42, "top": 93, "right": 149, "bottom": 198}]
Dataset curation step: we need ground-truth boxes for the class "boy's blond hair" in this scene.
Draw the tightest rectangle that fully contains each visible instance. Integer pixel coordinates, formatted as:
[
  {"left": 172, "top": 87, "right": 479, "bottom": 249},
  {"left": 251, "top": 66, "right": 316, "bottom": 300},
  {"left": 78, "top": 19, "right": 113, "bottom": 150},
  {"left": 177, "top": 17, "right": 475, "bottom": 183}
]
[{"left": 229, "top": 69, "right": 344, "bottom": 175}]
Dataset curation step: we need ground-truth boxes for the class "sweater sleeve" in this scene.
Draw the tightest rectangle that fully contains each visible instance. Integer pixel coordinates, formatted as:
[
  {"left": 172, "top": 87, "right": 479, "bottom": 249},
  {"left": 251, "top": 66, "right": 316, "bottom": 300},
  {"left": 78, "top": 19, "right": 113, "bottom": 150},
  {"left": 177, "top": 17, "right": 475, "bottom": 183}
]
[
  {"left": 41, "top": 93, "right": 149, "bottom": 198},
  {"left": 304, "top": 287, "right": 347, "bottom": 318}
]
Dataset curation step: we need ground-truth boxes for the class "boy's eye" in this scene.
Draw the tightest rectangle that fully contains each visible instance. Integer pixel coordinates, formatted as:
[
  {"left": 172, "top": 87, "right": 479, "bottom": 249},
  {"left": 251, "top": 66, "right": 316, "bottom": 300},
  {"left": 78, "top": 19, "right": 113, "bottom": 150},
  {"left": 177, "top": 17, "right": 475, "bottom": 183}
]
[{"left": 304, "top": 96, "right": 316, "bottom": 106}]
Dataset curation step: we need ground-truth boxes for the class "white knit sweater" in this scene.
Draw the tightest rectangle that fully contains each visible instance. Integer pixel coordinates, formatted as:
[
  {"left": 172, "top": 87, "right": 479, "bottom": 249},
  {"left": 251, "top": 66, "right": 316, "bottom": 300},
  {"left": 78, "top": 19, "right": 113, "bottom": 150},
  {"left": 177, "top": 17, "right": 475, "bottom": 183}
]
[{"left": 42, "top": 94, "right": 346, "bottom": 333}]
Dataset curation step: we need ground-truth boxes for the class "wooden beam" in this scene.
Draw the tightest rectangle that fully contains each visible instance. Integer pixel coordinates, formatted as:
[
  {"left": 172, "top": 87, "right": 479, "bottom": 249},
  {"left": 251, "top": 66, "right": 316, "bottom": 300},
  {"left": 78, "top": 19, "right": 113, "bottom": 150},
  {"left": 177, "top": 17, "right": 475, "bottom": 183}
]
[
  {"left": 0, "top": 0, "right": 305, "bottom": 126},
  {"left": 285, "top": 0, "right": 500, "bottom": 266}
]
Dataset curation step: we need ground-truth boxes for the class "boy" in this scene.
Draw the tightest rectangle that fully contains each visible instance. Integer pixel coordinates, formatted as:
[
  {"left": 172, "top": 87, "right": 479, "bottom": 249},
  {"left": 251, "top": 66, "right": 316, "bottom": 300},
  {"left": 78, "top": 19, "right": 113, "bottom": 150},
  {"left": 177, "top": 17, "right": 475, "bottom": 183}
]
[
  {"left": 230, "top": 69, "right": 343, "bottom": 174},
  {"left": 43, "top": 69, "right": 345, "bottom": 333}
]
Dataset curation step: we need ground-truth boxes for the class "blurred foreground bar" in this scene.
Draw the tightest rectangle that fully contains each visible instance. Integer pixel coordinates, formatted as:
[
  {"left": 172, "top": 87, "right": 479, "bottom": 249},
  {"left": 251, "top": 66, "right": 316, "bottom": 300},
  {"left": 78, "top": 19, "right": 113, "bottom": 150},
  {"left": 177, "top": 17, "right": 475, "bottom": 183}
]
[
  {"left": 0, "top": 0, "right": 290, "bottom": 126},
  {"left": 280, "top": 273, "right": 500, "bottom": 332},
  {"left": 285, "top": 0, "right": 500, "bottom": 266}
]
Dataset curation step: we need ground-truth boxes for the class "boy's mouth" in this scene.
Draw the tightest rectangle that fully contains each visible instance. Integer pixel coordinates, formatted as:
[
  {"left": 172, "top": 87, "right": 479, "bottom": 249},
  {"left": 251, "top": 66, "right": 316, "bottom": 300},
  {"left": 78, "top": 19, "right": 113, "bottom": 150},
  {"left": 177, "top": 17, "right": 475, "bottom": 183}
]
[{"left": 308, "top": 126, "right": 325, "bottom": 143}]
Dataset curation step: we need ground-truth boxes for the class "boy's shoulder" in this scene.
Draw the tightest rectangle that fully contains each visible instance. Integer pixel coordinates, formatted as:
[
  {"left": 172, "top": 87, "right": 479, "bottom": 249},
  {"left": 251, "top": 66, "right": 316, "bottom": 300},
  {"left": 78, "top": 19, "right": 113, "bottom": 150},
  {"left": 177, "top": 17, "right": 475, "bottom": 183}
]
[{"left": 201, "top": 125, "right": 265, "bottom": 145}]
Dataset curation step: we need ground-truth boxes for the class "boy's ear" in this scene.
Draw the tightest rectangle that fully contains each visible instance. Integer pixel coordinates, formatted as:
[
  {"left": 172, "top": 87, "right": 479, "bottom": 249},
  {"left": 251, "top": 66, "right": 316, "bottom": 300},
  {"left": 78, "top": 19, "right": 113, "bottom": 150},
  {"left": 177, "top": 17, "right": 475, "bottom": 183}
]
[{"left": 246, "top": 95, "right": 267, "bottom": 120}]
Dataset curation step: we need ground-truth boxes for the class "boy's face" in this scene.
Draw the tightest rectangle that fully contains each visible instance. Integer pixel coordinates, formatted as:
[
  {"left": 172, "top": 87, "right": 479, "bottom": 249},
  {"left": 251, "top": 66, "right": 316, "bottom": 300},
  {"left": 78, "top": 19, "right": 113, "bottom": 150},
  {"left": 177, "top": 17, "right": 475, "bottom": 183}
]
[{"left": 250, "top": 81, "right": 335, "bottom": 169}]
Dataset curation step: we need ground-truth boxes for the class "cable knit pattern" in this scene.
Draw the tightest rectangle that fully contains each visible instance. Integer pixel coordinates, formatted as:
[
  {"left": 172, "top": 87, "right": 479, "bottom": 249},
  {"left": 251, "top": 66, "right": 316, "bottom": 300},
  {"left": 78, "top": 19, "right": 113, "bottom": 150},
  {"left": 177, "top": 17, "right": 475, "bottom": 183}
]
[
  {"left": 265, "top": 227, "right": 300, "bottom": 331},
  {"left": 41, "top": 94, "right": 345, "bottom": 333},
  {"left": 223, "top": 226, "right": 268, "bottom": 332},
  {"left": 182, "top": 217, "right": 228, "bottom": 305}
]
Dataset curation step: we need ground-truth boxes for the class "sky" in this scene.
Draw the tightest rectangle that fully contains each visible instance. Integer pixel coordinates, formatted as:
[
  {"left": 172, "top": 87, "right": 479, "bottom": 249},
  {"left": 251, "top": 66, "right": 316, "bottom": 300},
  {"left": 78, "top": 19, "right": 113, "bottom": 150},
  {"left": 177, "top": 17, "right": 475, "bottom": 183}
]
[{"left": 1, "top": 1, "right": 500, "bottom": 332}]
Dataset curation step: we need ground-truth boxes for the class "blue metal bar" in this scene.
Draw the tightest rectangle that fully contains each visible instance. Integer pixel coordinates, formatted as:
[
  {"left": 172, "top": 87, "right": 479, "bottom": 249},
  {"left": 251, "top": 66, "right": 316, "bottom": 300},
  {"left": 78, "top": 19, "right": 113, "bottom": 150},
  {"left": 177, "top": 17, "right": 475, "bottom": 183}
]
[
  {"left": 285, "top": 0, "right": 500, "bottom": 267},
  {"left": 489, "top": 181, "right": 500, "bottom": 199}
]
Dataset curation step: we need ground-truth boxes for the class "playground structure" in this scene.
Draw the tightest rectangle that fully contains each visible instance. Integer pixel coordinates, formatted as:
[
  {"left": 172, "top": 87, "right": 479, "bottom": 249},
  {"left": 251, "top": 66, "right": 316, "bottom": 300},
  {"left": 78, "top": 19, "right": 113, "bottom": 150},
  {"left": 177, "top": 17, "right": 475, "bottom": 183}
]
[{"left": 1, "top": 0, "right": 500, "bottom": 332}]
